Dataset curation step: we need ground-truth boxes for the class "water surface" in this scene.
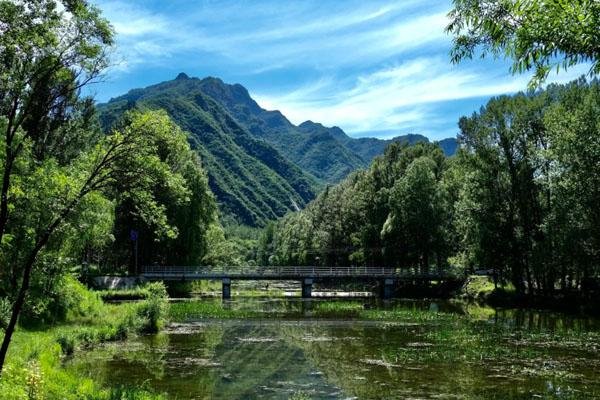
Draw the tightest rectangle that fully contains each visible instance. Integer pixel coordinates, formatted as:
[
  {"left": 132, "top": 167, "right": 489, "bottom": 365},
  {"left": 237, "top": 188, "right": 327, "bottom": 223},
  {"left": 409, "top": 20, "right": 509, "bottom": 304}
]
[{"left": 67, "top": 298, "right": 600, "bottom": 399}]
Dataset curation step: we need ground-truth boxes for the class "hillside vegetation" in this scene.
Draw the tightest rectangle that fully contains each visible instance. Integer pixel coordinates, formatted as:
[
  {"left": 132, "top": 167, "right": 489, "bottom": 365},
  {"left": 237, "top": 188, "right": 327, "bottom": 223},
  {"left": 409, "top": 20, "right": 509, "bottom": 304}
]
[
  {"left": 98, "top": 75, "right": 317, "bottom": 226},
  {"left": 99, "top": 75, "right": 457, "bottom": 225}
]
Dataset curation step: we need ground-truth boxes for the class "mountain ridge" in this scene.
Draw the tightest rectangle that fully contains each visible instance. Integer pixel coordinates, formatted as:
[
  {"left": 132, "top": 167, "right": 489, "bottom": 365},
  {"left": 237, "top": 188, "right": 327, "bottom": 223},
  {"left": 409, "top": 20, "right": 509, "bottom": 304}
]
[
  {"left": 98, "top": 74, "right": 458, "bottom": 226},
  {"left": 193, "top": 76, "right": 457, "bottom": 183},
  {"left": 98, "top": 76, "right": 317, "bottom": 226}
]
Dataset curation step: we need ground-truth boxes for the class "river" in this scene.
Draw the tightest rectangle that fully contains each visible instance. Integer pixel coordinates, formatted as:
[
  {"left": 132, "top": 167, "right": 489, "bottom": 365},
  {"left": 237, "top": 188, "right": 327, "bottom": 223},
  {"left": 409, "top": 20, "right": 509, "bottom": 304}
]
[{"left": 66, "top": 297, "right": 600, "bottom": 399}]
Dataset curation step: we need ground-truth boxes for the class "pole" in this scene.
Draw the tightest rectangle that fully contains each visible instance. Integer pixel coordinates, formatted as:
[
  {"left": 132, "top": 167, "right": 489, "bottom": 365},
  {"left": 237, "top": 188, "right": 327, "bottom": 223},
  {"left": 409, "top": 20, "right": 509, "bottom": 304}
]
[{"left": 135, "top": 239, "right": 138, "bottom": 275}]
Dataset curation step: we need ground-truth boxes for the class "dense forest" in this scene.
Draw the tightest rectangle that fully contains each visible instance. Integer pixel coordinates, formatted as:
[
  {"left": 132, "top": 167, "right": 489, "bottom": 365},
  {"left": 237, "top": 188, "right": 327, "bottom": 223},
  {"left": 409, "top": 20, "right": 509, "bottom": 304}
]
[{"left": 261, "top": 79, "right": 600, "bottom": 296}]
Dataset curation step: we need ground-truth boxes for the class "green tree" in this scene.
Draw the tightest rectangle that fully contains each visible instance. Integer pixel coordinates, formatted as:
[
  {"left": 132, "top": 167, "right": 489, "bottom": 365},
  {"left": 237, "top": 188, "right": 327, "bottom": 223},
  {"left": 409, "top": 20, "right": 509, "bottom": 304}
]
[
  {"left": 447, "top": 0, "right": 600, "bottom": 87},
  {"left": 382, "top": 156, "right": 445, "bottom": 273},
  {"left": 453, "top": 79, "right": 600, "bottom": 294},
  {"left": 543, "top": 80, "right": 600, "bottom": 292},
  {"left": 106, "top": 110, "right": 217, "bottom": 272},
  {"left": 0, "top": 0, "right": 113, "bottom": 375}
]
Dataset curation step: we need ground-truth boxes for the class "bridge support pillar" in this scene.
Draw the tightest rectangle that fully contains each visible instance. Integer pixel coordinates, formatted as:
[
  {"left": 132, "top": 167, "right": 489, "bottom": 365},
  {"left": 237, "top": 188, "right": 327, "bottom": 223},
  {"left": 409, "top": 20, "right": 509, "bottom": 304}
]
[
  {"left": 222, "top": 278, "right": 231, "bottom": 299},
  {"left": 302, "top": 278, "right": 313, "bottom": 298},
  {"left": 381, "top": 278, "right": 395, "bottom": 300}
]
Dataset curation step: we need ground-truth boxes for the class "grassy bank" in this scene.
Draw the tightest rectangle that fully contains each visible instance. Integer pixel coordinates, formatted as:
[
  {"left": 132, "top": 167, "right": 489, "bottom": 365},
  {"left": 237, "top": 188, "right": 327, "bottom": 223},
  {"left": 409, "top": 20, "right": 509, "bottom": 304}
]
[
  {"left": 94, "top": 287, "right": 153, "bottom": 301},
  {"left": 0, "top": 281, "right": 168, "bottom": 399},
  {"left": 457, "top": 275, "right": 600, "bottom": 315}
]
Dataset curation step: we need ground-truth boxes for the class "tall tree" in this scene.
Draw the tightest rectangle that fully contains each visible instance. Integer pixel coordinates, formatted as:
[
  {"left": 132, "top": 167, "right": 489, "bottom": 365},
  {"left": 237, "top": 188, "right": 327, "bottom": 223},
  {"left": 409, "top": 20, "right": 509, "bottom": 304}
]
[
  {"left": 0, "top": 0, "right": 113, "bottom": 375},
  {"left": 106, "top": 110, "right": 217, "bottom": 271}
]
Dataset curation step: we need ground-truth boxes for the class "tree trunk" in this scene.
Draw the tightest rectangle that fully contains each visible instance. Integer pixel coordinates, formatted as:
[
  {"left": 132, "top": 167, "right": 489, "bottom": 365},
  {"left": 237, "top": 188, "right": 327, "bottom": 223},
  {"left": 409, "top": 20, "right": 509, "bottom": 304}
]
[
  {"left": 0, "top": 187, "right": 88, "bottom": 375},
  {"left": 0, "top": 237, "right": 48, "bottom": 375}
]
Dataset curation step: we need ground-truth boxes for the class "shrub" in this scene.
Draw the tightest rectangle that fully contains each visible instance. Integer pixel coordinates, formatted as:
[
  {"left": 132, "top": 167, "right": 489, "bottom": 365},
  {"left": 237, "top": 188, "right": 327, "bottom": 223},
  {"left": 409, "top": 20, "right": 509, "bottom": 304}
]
[
  {"left": 21, "top": 274, "right": 102, "bottom": 326},
  {"left": 136, "top": 282, "right": 168, "bottom": 333},
  {"left": 56, "top": 333, "right": 76, "bottom": 356}
]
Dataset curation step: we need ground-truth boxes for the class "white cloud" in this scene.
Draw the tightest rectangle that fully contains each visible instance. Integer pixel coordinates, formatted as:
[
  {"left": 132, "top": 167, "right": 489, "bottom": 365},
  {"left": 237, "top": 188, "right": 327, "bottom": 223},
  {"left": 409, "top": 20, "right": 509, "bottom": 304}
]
[
  {"left": 96, "top": 0, "right": 449, "bottom": 72},
  {"left": 92, "top": 0, "right": 594, "bottom": 140},
  {"left": 254, "top": 59, "right": 592, "bottom": 138}
]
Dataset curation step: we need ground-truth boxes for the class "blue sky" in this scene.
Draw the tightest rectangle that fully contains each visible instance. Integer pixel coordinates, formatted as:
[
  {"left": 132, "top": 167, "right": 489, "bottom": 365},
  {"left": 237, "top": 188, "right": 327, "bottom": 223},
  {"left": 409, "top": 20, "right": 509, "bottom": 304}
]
[{"left": 91, "top": 0, "right": 590, "bottom": 140}]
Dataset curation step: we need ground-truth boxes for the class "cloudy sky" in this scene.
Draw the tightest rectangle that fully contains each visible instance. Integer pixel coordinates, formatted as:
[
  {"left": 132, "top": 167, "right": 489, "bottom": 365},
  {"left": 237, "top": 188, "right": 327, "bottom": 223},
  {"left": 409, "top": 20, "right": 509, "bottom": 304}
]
[{"left": 91, "top": 0, "right": 589, "bottom": 140}]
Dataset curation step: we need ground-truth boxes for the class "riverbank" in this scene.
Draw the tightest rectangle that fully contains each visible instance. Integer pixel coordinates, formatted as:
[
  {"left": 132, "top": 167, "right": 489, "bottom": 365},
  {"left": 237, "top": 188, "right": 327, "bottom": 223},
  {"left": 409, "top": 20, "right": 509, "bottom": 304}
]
[
  {"left": 5, "top": 283, "right": 600, "bottom": 399},
  {"left": 0, "top": 282, "right": 169, "bottom": 399},
  {"left": 457, "top": 276, "right": 600, "bottom": 315}
]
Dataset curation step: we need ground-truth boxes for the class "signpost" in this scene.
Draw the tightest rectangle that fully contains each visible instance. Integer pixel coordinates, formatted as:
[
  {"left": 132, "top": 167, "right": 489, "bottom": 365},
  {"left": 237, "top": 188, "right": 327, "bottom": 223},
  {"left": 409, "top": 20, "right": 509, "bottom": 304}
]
[{"left": 130, "top": 229, "right": 139, "bottom": 275}]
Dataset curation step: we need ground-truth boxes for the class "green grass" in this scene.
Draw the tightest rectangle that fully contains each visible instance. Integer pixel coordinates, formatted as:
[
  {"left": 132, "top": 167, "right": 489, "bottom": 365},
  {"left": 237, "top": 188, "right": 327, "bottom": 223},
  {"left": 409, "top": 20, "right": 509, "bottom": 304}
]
[
  {"left": 94, "top": 287, "right": 151, "bottom": 301},
  {"left": 0, "top": 283, "right": 168, "bottom": 399},
  {"left": 460, "top": 275, "right": 516, "bottom": 300}
]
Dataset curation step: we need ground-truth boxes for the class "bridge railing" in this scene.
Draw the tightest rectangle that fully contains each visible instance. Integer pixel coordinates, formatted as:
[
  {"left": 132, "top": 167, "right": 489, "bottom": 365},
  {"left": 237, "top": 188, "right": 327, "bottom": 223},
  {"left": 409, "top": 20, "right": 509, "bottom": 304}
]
[{"left": 141, "top": 265, "right": 454, "bottom": 278}]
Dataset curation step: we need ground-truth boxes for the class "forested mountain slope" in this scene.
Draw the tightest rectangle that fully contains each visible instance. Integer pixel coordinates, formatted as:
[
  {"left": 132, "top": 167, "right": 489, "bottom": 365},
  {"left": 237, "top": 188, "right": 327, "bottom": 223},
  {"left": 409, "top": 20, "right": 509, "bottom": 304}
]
[
  {"left": 97, "top": 74, "right": 317, "bottom": 226},
  {"left": 98, "top": 74, "right": 457, "bottom": 225},
  {"left": 195, "top": 77, "right": 457, "bottom": 182},
  {"left": 196, "top": 77, "right": 366, "bottom": 182}
]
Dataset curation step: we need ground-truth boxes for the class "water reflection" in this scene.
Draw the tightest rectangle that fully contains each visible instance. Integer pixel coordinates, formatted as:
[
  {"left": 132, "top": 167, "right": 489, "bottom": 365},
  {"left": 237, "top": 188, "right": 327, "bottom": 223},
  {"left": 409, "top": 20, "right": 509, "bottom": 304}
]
[{"left": 67, "top": 298, "right": 600, "bottom": 399}]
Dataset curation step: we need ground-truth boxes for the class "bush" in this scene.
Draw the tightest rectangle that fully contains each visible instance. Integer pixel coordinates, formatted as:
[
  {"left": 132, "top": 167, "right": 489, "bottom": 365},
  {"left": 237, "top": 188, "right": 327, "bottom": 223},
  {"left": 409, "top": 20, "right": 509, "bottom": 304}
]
[
  {"left": 21, "top": 274, "right": 102, "bottom": 326},
  {"left": 164, "top": 281, "right": 193, "bottom": 298},
  {"left": 56, "top": 333, "right": 76, "bottom": 356},
  {"left": 136, "top": 282, "right": 168, "bottom": 333}
]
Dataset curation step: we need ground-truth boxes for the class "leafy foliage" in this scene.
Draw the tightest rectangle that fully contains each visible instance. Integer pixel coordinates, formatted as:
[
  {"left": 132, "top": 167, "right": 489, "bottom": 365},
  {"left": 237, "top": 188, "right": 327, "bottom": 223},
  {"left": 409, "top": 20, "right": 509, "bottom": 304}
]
[
  {"left": 135, "top": 282, "right": 168, "bottom": 333},
  {"left": 454, "top": 78, "right": 600, "bottom": 294},
  {"left": 99, "top": 110, "right": 217, "bottom": 271},
  {"left": 447, "top": 0, "right": 600, "bottom": 87},
  {"left": 265, "top": 78, "right": 600, "bottom": 297},
  {"left": 262, "top": 141, "right": 455, "bottom": 273}
]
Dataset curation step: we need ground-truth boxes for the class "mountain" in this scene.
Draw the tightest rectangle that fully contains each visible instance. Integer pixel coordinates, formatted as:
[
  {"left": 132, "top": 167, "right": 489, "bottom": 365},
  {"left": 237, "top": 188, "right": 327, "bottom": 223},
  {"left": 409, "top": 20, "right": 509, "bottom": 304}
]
[
  {"left": 195, "top": 77, "right": 366, "bottom": 183},
  {"left": 97, "top": 74, "right": 318, "bottom": 226},
  {"left": 296, "top": 122, "right": 437, "bottom": 163},
  {"left": 438, "top": 137, "right": 459, "bottom": 157},
  {"left": 97, "top": 74, "right": 458, "bottom": 226},
  {"left": 195, "top": 77, "right": 457, "bottom": 182}
]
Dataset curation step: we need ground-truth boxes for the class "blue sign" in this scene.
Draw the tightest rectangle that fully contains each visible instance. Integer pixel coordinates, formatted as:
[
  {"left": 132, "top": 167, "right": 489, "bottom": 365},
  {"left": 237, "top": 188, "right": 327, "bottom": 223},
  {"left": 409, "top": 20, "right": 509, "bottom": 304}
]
[{"left": 130, "top": 229, "right": 138, "bottom": 241}]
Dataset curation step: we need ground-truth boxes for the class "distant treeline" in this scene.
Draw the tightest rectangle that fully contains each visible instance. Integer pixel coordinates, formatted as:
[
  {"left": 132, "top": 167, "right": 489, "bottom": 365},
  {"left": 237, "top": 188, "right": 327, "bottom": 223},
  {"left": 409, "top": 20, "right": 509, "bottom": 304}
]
[{"left": 259, "top": 79, "right": 600, "bottom": 296}]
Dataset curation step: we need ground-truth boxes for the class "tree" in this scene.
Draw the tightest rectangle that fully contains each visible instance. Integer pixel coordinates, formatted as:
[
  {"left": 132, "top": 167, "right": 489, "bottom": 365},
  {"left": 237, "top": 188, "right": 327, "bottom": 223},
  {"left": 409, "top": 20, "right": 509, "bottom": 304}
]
[
  {"left": 382, "top": 156, "right": 444, "bottom": 273},
  {"left": 0, "top": 126, "right": 149, "bottom": 374},
  {"left": 105, "top": 110, "right": 217, "bottom": 271},
  {"left": 0, "top": 0, "right": 114, "bottom": 375},
  {"left": 447, "top": 0, "right": 600, "bottom": 87},
  {"left": 453, "top": 79, "right": 600, "bottom": 294},
  {"left": 543, "top": 80, "right": 600, "bottom": 292}
]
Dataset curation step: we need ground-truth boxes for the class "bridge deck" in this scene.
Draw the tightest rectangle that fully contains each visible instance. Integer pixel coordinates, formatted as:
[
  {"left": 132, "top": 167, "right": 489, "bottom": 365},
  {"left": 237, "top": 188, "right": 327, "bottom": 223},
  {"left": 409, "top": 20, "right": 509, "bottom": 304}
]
[{"left": 141, "top": 266, "right": 453, "bottom": 281}]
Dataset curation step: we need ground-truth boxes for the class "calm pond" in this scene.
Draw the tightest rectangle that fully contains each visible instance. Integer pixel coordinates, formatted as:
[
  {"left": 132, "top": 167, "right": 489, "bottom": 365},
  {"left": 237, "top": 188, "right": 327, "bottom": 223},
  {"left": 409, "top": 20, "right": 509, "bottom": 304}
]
[{"left": 67, "top": 298, "right": 600, "bottom": 399}]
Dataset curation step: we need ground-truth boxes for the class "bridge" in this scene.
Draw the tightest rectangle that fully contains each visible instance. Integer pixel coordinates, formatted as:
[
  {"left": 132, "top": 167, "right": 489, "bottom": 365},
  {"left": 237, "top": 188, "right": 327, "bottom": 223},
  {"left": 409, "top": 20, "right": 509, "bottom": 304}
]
[{"left": 141, "top": 265, "right": 455, "bottom": 299}]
